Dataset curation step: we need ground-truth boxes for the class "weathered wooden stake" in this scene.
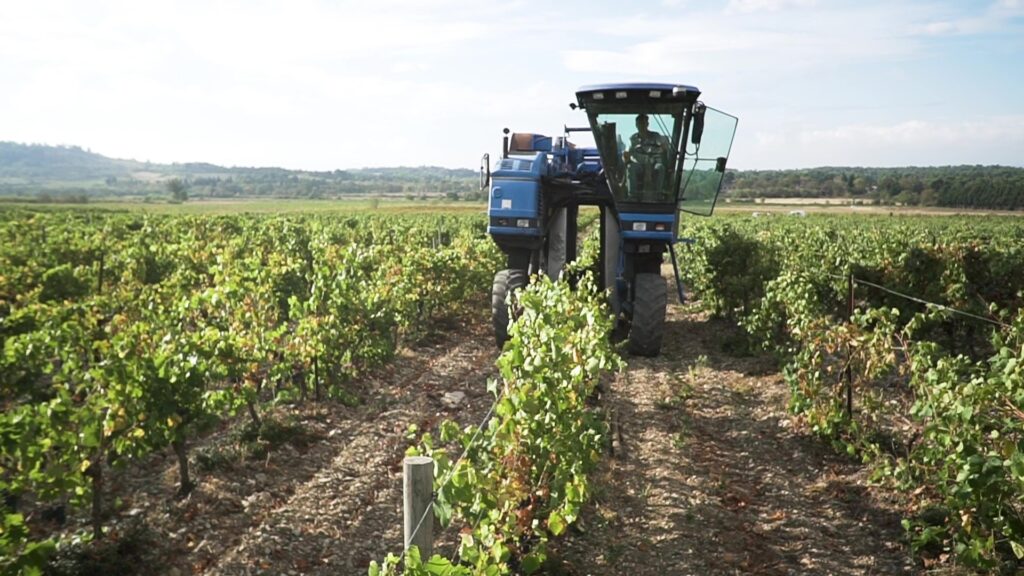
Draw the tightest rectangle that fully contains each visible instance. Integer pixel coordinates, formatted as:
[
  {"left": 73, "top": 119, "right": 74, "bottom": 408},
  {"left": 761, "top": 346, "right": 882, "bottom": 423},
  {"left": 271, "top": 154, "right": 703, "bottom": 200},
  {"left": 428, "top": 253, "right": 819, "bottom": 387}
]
[
  {"left": 845, "top": 273, "right": 855, "bottom": 419},
  {"left": 403, "top": 456, "right": 434, "bottom": 559}
]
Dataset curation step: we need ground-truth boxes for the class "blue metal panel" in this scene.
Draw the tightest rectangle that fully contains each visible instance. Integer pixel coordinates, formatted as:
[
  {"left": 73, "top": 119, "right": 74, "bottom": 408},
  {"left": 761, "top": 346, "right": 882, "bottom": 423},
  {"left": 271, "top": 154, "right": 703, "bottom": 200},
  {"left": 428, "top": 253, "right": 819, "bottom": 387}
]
[
  {"left": 620, "top": 213, "right": 676, "bottom": 223},
  {"left": 490, "top": 209, "right": 540, "bottom": 219},
  {"left": 527, "top": 135, "right": 552, "bottom": 151},
  {"left": 491, "top": 151, "right": 547, "bottom": 178},
  {"left": 487, "top": 225, "right": 543, "bottom": 237},
  {"left": 620, "top": 213, "right": 676, "bottom": 242},
  {"left": 489, "top": 150, "right": 542, "bottom": 217},
  {"left": 489, "top": 177, "right": 540, "bottom": 219},
  {"left": 622, "top": 230, "right": 674, "bottom": 241}
]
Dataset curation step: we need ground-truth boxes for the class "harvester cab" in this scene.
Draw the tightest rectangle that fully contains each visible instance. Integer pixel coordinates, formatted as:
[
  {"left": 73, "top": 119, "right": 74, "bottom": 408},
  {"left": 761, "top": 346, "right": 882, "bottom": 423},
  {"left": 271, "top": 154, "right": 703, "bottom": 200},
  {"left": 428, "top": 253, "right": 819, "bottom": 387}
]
[{"left": 484, "top": 82, "right": 737, "bottom": 356}]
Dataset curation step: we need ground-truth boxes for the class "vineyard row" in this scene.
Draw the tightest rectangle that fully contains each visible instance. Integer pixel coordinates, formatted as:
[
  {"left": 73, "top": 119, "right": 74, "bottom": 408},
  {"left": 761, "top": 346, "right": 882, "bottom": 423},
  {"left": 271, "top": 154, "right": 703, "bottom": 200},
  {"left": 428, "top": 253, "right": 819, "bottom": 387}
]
[
  {"left": 680, "top": 214, "right": 1024, "bottom": 570},
  {"left": 0, "top": 210, "right": 500, "bottom": 574}
]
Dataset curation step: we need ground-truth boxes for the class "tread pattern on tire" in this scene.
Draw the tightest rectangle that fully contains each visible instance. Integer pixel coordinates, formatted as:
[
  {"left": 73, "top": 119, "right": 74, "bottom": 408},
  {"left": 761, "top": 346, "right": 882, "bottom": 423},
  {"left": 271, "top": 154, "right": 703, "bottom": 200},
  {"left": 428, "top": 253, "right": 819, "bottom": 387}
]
[
  {"left": 628, "top": 273, "right": 667, "bottom": 357},
  {"left": 491, "top": 269, "right": 527, "bottom": 349}
]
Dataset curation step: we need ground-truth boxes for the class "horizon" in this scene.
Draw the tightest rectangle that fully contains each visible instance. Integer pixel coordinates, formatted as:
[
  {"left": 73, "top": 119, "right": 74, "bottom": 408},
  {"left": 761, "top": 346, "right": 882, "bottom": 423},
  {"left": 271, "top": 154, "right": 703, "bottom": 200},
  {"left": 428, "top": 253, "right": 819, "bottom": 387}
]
[
  {"left": 7, "top": 140, "right": 1024, "bottom": 174},
  {"left": 2, "top": 0, "right": 1022, "bottom": 172}
]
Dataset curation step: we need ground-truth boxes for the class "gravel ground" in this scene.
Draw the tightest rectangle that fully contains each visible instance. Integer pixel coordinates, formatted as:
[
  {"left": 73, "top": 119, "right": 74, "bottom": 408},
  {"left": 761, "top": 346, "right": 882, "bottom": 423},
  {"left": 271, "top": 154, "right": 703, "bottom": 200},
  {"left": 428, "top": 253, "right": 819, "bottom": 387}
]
[
  {"left": 549, "top": 293, "right": 916, "bottom": 575},
  {"left": 70, "top": 289, "right": 919, "bottom": 575},
  {"left": 80, "top": 316, "right": 499, "bottom": 576}
]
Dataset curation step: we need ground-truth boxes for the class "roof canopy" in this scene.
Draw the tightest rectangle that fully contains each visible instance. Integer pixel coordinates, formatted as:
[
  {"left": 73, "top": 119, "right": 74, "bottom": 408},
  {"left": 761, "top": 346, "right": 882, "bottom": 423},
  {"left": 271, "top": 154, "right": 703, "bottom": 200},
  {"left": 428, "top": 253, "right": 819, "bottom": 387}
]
[{"left": 575, "top": 83, "right": 701, "bottom": 112}]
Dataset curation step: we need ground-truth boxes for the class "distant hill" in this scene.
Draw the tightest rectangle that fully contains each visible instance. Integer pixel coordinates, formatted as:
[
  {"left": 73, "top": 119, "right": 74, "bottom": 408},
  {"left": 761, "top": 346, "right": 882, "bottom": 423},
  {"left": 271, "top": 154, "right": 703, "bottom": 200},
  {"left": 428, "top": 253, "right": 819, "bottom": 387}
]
[
  {"left": 0, "top": 142, "right": 480, "bottom": 201},
  {"left": 0, "top": 142, "right": 147, "bottom": 180},
  {"left": 2, "top": 142, "right": 1023, "bottom": 210}
]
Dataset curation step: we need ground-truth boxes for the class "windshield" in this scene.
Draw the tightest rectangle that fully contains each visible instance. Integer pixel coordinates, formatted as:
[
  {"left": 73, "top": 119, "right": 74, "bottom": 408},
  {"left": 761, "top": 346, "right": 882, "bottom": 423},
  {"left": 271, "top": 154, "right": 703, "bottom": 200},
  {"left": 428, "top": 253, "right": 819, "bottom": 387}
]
[
  {"left": 590, "top": 112, "right": 681, "bottom": 204},
  {"left": 679, "top": 106, "right": 738, "bottom": 216}
]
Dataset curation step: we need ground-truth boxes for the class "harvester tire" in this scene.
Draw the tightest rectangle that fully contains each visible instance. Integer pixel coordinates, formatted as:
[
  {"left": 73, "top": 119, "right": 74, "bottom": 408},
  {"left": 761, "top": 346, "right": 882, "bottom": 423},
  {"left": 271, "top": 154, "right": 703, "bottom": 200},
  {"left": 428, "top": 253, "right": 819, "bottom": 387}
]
[
  {"left": 628, "top": 273, "right": 667, "bottom": 357},
  {"left": 492, "top": 269, "right": 527, "bottom": 349}
]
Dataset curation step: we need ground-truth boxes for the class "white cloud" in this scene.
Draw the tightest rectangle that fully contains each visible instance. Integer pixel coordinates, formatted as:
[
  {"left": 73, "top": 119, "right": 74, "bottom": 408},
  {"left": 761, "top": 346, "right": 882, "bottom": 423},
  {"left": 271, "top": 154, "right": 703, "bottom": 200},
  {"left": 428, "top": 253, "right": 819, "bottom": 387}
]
[
  {"left": 0, "top": 0, "right": 506, "bottom": 168},
  {"left": 740, "top": 116, "right": 1024, "bottom": 168},
  {"left": 0, "top": 0, "right": 491, "bottom": 72},
  {"left": 912, "top": 0, "right": 1024, "bottom": 36},
  {"left": 725, "top": 0, "right": 817, "bottom": 14},
  {"left": 562, "top": 6, "right": 920, "bottom": 77},
  {"left": 0, "top": 0, "right": 1021, "bottom": 170}
]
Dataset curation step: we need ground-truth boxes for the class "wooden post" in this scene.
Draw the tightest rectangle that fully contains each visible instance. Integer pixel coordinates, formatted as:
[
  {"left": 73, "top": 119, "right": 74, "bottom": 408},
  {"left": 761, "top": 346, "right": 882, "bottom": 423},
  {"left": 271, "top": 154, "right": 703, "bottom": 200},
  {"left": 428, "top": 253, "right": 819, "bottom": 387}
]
[{"left": 403, "top": 456, "right": 434, "bottom": 560}]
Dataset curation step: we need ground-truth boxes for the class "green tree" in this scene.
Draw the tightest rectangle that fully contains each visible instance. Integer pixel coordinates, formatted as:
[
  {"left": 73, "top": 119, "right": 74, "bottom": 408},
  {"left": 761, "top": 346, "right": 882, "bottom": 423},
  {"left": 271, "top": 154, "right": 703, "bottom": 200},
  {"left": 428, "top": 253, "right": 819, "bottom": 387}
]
[{"left": 166, "top": 178, "right": 188, "bottom": 202}]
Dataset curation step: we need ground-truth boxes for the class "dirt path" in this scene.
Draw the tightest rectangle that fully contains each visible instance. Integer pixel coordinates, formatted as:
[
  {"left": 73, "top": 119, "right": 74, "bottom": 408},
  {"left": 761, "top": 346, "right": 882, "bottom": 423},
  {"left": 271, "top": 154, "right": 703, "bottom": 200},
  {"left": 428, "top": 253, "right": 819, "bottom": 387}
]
[
  {"left": 103, "top": 295, "right": 914, "bottom": 575},
  {"left": 202, "top": 321, "right": 500, "bottom": 575},
  {"left": 100, "top": 317, "right": 499, "bottom": 576},
  {"left": 550, "top": 298, "right": 915, "bottom": 575}
]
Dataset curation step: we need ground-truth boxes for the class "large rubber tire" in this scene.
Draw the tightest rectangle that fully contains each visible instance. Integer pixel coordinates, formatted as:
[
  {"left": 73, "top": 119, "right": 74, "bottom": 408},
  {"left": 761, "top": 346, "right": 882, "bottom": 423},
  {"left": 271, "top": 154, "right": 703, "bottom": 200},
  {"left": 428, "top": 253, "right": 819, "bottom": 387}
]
[
  {"left": 628, "top": 273, "right": 667, "bottom": 357},
  {"left": 491, "top": 269, "right": 528, "bottom": 349}
]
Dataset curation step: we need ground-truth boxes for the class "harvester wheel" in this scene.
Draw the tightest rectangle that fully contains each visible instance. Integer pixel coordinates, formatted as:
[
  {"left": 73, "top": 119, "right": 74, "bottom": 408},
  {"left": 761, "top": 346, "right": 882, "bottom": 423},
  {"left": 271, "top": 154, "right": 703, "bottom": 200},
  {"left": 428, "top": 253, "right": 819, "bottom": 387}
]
[
  {"left": 628, "top": 273, "right": 667, "bottom": 356},
  {"left": 492, "top": 269, "right": 527, "bottom": 349}
]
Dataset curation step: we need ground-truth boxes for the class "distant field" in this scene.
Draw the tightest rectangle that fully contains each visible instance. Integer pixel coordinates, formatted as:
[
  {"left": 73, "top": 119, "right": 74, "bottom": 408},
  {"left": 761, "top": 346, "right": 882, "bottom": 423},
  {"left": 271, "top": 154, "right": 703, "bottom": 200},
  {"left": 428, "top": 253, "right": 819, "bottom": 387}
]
[
  {"left": 718, "top": 198, "right": 1022, "bottom": 216},
  {"left": 5, "top": 196, "right": 1019, "bottom": 217},
  {"left": 1, "top": 198, "right": 487, "bottom": 215}
]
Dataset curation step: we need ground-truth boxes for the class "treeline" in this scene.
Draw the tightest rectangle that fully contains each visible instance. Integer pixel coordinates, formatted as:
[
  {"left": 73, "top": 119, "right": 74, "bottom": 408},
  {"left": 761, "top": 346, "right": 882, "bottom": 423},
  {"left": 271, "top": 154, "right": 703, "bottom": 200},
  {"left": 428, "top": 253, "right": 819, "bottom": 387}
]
[
  {"left": 0, "top": 175, "right": 484, "bottom": 203},
  {"left": 0, "top": 142, "right": 483, "bottom": 201},
  {"left": 164, "top": 171, "right": 481, "bottom": 200},
  {"left": 6, "top": 142, "right": 1024, "bottom": 208},
  {"left": 725, "top": 165, "right": 1024, "bottom": 210}
]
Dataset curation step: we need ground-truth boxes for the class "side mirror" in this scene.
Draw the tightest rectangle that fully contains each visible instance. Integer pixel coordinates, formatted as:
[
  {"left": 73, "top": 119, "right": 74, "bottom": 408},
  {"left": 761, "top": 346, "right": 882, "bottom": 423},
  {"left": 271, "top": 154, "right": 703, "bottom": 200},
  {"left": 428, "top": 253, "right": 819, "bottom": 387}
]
[
  {"left": 691, "top": 103, "right": 706, "bottom": 145},
  {"left": 716, "top": 156, "right": 727, "bottom": 173},
  {"left": 480, "top": 153, "right": 491, "bottom": 191}
]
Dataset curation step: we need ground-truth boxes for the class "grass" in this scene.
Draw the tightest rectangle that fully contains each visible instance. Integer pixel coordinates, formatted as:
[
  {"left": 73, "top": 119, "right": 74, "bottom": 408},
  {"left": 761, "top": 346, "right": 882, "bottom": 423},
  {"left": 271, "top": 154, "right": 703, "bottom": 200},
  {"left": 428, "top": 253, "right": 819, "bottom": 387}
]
[
  {"left": 0, "top": 197, "right": 487, "bottom": 215},
  {"left": 81, "top": 198, "right": 486, "bottom": 215},
  {"left": 6, "top": 194, "right": 1018, "bottom": 217}
]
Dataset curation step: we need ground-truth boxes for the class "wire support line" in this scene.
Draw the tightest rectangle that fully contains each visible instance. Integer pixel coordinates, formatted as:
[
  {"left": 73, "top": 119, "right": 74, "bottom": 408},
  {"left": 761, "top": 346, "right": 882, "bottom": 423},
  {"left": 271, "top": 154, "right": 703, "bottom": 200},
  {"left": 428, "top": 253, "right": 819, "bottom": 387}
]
[
  {"left": 450, "top": 505, "right": 490, "bottom": 564},
  {"left": 437, "top": 390, "right": 502, "bottom": 492},
  {"left": 404, "top": 496, "right": 435, "bottom": 552},
  {"left": 812, "top": 270, "right": 1011, "bottom": 329},
  {"left": 397, "top": 387, "right": 505, "bottom": 566},
  {"left": 853, "top": 277, "right": 1012, "bottom": 329}
]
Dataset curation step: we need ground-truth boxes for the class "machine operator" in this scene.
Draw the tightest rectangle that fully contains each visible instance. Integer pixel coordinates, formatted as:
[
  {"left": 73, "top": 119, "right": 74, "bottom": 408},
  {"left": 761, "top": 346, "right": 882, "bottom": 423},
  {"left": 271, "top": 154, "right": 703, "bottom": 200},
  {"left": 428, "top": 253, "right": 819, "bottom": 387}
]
[{"left": 623, "top": 113, "right": 670, "bottom": 201}]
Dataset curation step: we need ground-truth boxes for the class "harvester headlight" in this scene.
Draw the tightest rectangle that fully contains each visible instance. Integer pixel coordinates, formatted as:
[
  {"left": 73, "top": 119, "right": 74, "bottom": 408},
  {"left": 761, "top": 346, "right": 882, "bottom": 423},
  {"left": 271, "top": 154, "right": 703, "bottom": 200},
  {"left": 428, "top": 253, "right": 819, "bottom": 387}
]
[
  {"left": 654, "top": 223, "right": 668, "bottom": 231},
  {"left": 632, "top": 222, "right": 647, "bottom": 231},
  {"left": 517, "top": 219, "right": 531, "bottom": 228},
  {"left": 650, "top": 90, "right": 662, "bottom": 98},
  {"left": 593, "top": 93, "right": 604, "bottom": 100},
  {"left": 615, "top": 91, "right": 628, "bottom": 99}
]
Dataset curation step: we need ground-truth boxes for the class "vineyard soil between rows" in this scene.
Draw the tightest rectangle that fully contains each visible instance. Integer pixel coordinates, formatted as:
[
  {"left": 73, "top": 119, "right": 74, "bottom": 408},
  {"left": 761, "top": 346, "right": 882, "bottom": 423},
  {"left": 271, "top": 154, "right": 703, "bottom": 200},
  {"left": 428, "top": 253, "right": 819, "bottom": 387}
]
[
  {"left": 50, "top": 316, "right": 500, "bottom": 575},
  {"left": 550, "top": 288, "right": 916, "bottom": 575},
  {"left": 56, "top": 283, "right": 920, "bottom": 575}
]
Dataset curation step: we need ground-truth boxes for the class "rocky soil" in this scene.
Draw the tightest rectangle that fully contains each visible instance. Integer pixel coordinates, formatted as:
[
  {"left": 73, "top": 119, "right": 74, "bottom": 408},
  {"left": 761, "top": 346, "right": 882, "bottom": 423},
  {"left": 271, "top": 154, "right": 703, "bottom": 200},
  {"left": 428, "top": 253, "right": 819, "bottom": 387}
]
[
  {"left": 66, "top": 317, "right": 499, "bottom": 576},
  {"left": 59, "top": 292, "right": 919, "bottom": 575},
  {"left": 550, "top": 300, "right": 915, "bottom": 575}
]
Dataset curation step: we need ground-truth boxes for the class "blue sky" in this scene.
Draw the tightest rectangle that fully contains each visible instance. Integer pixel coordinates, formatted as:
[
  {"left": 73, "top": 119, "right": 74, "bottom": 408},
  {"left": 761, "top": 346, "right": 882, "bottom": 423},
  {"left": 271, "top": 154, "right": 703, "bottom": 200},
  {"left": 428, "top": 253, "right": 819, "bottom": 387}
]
[{"left": 1, "top": 0, "right": 1021, "bottom": 170}]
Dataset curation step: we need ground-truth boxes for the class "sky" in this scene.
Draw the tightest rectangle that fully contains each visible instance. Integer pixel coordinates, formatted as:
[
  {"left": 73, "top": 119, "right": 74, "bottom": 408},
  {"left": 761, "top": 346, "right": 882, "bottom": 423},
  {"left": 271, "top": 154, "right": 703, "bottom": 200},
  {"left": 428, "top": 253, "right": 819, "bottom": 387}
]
[{"left": 1, "top": 0, "right": 1022, "bottom": 171}]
